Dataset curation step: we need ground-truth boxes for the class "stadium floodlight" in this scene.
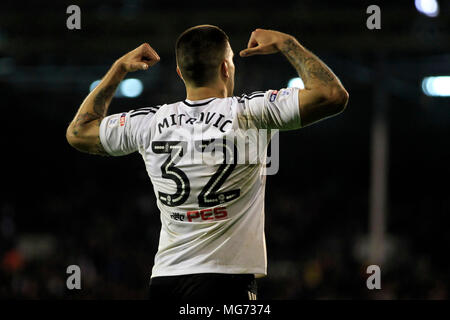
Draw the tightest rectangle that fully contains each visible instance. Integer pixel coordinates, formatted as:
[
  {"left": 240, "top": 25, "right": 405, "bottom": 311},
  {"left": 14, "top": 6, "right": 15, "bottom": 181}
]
[
  {"left": 90, "top": 79, "right": 122, "bottom": 97},
  {"left": 415, "top": 0, "right": 439, "bottom": 17},
  {"left": 89, "top": 78, "right": 143, "bottom": 98},
  {"left": 287, "top": 77, "right": 305, "bottom": 89},
  {"left": 120, "top": 78, "right": 143, "bottom": 98},
  {"left": 89, "top": 80, "right": 101, "bottom": 92},
  {"left": 421, "top": 76, "right": 450, "bottom": 97}
]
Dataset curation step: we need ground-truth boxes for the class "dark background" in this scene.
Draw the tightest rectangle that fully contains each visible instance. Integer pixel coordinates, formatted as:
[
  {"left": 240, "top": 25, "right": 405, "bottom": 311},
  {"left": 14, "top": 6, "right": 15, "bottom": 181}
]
[{"left": 0, "top": 0, "right": 449, "bottom": 299}]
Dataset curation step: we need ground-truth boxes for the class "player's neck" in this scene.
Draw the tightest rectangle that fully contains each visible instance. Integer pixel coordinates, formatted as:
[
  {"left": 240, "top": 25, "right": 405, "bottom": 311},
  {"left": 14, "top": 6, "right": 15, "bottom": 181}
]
[{"left": 185, "top": 85, "right": 227, "bottom": 101}]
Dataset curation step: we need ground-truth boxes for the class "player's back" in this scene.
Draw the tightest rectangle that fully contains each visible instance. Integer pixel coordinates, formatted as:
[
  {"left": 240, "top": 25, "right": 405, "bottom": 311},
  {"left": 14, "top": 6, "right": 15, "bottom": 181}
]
[{"left": 143, "top": 94, "right": 268, "bottom": 278}]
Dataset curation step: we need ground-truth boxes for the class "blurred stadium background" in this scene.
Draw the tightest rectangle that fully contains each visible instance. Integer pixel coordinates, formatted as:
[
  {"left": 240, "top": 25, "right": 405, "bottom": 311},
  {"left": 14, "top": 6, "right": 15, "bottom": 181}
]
[{"left": 0, "top": 0, "right": 449, "bottom": 299}]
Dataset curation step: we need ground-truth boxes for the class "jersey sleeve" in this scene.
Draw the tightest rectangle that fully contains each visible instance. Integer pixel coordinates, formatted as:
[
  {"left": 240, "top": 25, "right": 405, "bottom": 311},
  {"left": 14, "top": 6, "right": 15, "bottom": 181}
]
[
  {"left": 99, "top": 107, "right": 157, "bottom": 156},
  {"left": 237, "top": 88, "right": 301, "bottom": 130}
]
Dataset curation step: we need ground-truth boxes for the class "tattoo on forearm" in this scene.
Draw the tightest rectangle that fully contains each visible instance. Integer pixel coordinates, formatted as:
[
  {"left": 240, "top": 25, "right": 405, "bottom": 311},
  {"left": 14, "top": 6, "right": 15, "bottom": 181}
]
[
  {"left": 70, "top": 84, "right": 119, "bottom": 156},
  {"left": 72, "top": 84, "right": 119, "bottom": 136},
  {"left": 281, "top": 39, "right": 335, "bottom": 85},
  {"left": 93, "top": 84, "right": 118, "bottom": 117}
]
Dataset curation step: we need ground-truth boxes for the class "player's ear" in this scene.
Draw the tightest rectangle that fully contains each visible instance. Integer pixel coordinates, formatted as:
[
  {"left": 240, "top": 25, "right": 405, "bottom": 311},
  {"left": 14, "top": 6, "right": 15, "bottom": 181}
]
[
  {"left": 221, "top": 61, "right": 230, "bottom": 79},
  {"left": 176, "top": 66, "right": 184, "bottom": 81}
]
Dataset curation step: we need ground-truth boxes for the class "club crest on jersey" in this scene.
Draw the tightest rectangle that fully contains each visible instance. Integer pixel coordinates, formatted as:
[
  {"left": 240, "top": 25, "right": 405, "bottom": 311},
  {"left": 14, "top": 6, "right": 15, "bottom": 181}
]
[
  {"left": 269, "top": 90, "right": 278, "bottom": 102},
  {"left": 119, "top": 113, "right": 126, "bottom": 126}
]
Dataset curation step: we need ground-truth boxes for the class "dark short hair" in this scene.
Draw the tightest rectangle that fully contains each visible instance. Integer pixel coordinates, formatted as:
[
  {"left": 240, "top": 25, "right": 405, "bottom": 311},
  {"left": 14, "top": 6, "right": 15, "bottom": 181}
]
[{"left": 176, "top": 25, "right": 229, "bottom": 87}]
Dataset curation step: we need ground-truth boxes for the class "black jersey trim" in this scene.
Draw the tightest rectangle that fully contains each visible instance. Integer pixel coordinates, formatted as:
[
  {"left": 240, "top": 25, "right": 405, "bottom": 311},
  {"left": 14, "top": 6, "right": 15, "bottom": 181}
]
[
  {"left": 130, "top": 110, "right": 156, "bottom": 118},
  {"left": 182, "top": 98, "right": 217, "bottom": 107},
  {"left": 131, "top": 106, "right": 160, "bottom": 113},
  {"left": 238, "top": 93, "right": 264, "bottom": 102},
  {"left": 248, "top": 91, "right": 265, "bottom": 96}
]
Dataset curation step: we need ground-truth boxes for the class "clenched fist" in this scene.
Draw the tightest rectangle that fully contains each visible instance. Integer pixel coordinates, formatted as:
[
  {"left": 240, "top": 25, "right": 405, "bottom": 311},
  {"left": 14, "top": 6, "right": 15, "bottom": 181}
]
[
  {"left": 116, "top": 43, "right": 160, "bottom": 72},
  {"left": 239, "top": 29, "right": 294, "bottom": 57}
]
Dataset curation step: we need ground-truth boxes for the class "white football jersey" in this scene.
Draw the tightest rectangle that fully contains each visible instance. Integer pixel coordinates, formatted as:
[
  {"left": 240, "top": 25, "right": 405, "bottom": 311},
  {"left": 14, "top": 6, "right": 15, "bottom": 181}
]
[{"left": 99, "top": 88, "right": 301, "bottom": 278}]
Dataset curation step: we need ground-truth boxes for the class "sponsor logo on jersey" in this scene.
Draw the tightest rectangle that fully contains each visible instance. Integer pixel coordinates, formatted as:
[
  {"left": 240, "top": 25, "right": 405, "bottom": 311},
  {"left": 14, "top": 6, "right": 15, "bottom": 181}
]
[
  {"left": 269, "top": 90, "right": 278, "bottom": 102},
  {"left": 186, "top": 207, "right": 228, "bottom": 222},
  {"left": 170, "top": 212, "right": 185, "bottom": 221},
  {"left": 119, "top": 113, "right": 126, "bottom": 126}
]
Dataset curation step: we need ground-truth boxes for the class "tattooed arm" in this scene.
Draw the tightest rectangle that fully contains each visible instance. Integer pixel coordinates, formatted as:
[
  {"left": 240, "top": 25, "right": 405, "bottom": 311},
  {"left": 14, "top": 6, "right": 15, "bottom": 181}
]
[
  {"left": 66, "top": 72, "right": 124, "bottom": 155},
  {"left": 66, "top": 43, "right": 160, "bottom": 155},
  {"left": 240, "top": 29, "right": 348, "bottom": 127}
]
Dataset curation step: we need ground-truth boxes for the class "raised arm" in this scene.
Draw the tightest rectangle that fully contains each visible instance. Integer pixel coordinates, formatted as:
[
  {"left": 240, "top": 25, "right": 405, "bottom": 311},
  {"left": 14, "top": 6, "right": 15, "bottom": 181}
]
[
  {"left": 240, "top": 29, "right": 348, "bottom": 127},
  {"left": 66, "top": 43, "right": 160, "bottom": 155}
]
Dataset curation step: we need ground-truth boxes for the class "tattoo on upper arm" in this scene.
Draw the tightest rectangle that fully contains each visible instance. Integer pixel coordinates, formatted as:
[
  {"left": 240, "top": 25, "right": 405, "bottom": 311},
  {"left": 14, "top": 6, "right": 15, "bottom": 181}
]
[
  {"left": 92, "top": 118, "right": 109, "bottom": 156},
  {"left": 93, "top": 137, "right": 109, "bottom": 156},
  {"left": 281, "top": 39, "right": 335, "bottom": 85},
  {"left": 85, "top": 119, "right": 109, "bottom": 156}
]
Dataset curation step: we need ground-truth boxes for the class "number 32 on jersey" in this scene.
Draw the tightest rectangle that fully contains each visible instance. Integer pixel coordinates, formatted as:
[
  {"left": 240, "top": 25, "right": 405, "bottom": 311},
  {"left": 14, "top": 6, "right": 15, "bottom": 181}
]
[{"left": 151, "top": 139, "right": 240, "bottom": 208}]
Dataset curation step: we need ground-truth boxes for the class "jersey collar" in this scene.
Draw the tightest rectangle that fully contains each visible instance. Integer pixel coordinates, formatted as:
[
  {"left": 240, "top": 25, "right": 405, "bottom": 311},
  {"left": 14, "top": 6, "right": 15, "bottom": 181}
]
[{"left": 183, "top": 98, "right": 217, "bottom": 107}]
